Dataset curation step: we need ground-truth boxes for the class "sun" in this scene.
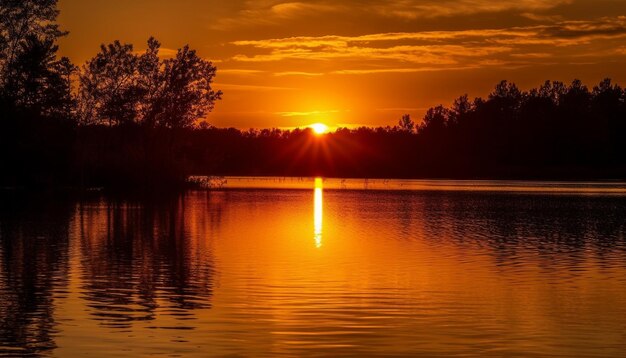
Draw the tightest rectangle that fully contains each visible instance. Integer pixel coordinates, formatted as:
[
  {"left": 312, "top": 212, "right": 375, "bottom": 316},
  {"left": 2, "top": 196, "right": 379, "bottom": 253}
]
[{"left": 310, "top": 123, "right": 329, "bottom": 135}]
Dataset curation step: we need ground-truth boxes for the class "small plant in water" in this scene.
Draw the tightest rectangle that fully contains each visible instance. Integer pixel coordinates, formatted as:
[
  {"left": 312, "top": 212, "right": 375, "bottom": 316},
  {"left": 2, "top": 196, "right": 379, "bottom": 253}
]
[{"left": 187, "top": 176, "right": 227, "bottom": 189}]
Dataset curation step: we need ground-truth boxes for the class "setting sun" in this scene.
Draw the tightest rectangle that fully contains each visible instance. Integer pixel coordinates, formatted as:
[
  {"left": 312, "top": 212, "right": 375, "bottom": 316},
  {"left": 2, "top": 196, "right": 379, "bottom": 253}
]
[{"left": 310, "top": 123, "right": 329, "bottom": 135}]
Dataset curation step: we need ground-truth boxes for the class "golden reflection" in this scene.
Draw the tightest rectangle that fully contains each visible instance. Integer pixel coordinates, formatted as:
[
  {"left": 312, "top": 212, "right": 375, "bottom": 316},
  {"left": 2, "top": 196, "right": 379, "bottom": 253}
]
[{"left": 314, "top": 177, "right": 323, "bottom": 248}]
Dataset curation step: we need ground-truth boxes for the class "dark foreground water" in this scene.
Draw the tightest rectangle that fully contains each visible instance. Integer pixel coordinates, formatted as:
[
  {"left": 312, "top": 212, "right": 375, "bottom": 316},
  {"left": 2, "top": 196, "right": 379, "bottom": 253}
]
[{"left": 1, "top": 178, "right": 626, "bottom": 357}]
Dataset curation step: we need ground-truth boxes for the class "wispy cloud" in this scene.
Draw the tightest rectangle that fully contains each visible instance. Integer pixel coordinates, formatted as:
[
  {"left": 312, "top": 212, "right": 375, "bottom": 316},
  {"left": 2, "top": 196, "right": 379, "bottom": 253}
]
[
  {"left": 232, "top": 40, "right": 511, "bottom": 64},
  {"left": 217, "top": 83, "right": 296, "bottom": 91},
  {"left": 373, "top": 0, "right": 572, "bottom": 19},
  {"left": 276, "top": 110, "right": 341, "bottom": 117},
  {"left": 212, "top": 0, "right": 573, "bottom": 30},
  {"left": 331, "top": 66, "right": 479, "bottom": 75},
  {"left": 274, "top": 71, "right": 324, "bottom": 76},
  {"left": 520, "top": 12, "right": 564, "bottom": 22},
  {"left": 134, "top": 47, "right": 178, "bottom": 58},
  {"left": 377, "top": 107, "right": 430, "bottom": 112},
  {"left": 212, "top": 1, "right": 344, "bottom": 29},
  {"left": 219, "top": 69, "right": 266, "bottom": 75},
  {"left": 271, "top": 2, "right": 339, "bottom": 17},
  {"left": 228, "top": 17, "right": 626, "bottom": 75},
  {"left": 509, "top": 52, "right": 553, "bottom": 58}
]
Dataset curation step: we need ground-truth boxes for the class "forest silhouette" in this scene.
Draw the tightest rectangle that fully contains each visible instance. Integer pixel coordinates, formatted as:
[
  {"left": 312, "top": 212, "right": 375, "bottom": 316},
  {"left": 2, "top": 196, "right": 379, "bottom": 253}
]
[{"left": 2, "top": 0, "right": 626, "bottom": 190}]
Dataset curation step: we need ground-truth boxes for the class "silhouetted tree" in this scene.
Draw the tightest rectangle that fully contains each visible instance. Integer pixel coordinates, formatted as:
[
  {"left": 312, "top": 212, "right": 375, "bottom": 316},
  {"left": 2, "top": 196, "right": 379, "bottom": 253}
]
[
  {"left": 78, "top": 41, "right": 142, "bottom": 125},
  {"left": 52, "top": 56, "right": 77, "bottom": 118},
  {"left": 451, "top": 94, "right": 471, "bottom": 122},
  {"left": 5, "top": 36, "right": 73, "bottom": 116},
  {"left": 0, "top": 0, "right": 69, "bottom": 115},
  {"left": 398, "top": 114, "right": 415, "bottom": 132},
  {"left": 139, "top": 38, "right": 222, "bottom": 129},
  {"left": 0, "top": 0, "right": 65, "bottom": 72},
  {"left": 419, "top": 105, "right": 449, "bottom": 134},
  {"left": 78, "top": 37, "right": 222, "bottom": 129}
]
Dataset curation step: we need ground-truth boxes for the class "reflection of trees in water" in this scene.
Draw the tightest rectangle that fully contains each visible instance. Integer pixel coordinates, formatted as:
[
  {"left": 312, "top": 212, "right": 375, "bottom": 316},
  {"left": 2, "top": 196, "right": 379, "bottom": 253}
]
[
  {"left": 0, "top": 195, "right": 72, "bottom": 357},
  {"left": 77, "top": 194, "right": 216, "bottom": 329},
  {"left": 414, "top": 192, "right": 626, "bottom": 267}
]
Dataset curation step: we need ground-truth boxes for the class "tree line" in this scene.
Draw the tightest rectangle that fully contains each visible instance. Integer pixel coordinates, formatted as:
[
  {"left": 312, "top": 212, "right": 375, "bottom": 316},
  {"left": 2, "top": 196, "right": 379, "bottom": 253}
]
[
  {"left": 1, "top": 0, "right": 626, "bottom": 190},
  {"left": 0, "top": 0, "right": 221, "bottom": 188},
  {"left": 163, "top": 78, "right": 626, "bottom": 180}
]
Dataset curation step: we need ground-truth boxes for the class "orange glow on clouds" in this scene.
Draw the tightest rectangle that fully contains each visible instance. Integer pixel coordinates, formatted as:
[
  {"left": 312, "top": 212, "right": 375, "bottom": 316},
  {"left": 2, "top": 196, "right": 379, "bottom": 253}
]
[{"left": 57, "top": 0, "right": 626, "bottom": 129}]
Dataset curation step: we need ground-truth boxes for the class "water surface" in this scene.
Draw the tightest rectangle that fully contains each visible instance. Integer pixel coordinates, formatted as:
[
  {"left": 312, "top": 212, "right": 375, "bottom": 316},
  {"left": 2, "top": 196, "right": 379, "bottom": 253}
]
[{"left": 1, "top": 179, "right": 626, "bottom": 356}]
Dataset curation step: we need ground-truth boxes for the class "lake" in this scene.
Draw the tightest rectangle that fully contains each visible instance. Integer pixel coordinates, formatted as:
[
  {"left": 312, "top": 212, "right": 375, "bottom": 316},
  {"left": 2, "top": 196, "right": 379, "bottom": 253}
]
[{"left": 1, "top": 178, "right": 626, "bottom": 357}]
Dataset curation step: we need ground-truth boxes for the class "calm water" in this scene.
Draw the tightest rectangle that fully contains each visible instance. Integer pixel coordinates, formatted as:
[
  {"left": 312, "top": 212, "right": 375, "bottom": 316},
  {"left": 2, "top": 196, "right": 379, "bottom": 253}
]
[{"left": 1, "top": 178, "right": 626, "bottom": 357}]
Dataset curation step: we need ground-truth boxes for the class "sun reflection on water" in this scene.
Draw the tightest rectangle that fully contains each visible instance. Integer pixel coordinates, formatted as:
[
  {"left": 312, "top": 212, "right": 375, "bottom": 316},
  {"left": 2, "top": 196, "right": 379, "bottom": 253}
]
[{"left": 314, "top": 177, "right": 323, "bottom": 248}]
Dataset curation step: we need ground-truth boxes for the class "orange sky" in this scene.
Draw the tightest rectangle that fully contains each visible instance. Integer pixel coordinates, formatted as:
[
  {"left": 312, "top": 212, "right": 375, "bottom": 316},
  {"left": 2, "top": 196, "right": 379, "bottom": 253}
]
[{"left": 57, "top": 0, "right": 626, "bottom": 129}]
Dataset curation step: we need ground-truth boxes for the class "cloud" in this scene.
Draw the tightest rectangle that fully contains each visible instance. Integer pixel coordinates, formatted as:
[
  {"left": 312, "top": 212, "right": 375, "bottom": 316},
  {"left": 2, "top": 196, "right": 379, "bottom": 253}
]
[
  {"left": 539, "top": 17, "right": 626, "bottom": 39},
  {"left": 213, "top": 0, "right": 572, "bottom": 30},
  {"left": 509, "top": 52, "right": 553, "bottom": 58},
  {"left": 212, "top": 1, "right": 343, "bottom": 29},
  {"left": 520, "top": 13, "right": 564, "bottom": 22},
  {"left": 217, "top": 83, "right": 296, "bottom": 91},
  {"left": 373, "top": 0, "right": 572, "bottom": 19},
  {"left": 219, "top": 69, "right": 266, "bottom": 75},
  {"left": 331, "top": 67, "right": 477, "bottom": 75},
  {"left": 231, "top": 30, "right": 527, "bottom": 49},
  {"left": 134, "top": 47, "right": 178, "bottom": 58},
  {"left": 377, "top": 107, "right": 430, "bottom": 112},
  {"left": 276, "top": 110, "right": 341, "bottom": 117},
  {"left": 232, "top": 35, "right": 512, "bottom": 64},
  {"left": 228, "top": 17, "right": 626, "bottom": 75},
  {"left": 270, "top": 2, "right": 339, "bottom": 17},
  {"left": 274, "top": 71, "right": 324, "bottom": 76},
  {"left": 157, "top": 48, "right": 178, "bottom": 58}
]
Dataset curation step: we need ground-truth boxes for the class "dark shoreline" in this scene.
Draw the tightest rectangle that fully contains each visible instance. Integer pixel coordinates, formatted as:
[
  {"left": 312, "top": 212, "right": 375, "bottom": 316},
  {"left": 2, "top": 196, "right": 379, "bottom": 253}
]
[{"left": 3, "top": 175, "right": 626, "bottom": 197}]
